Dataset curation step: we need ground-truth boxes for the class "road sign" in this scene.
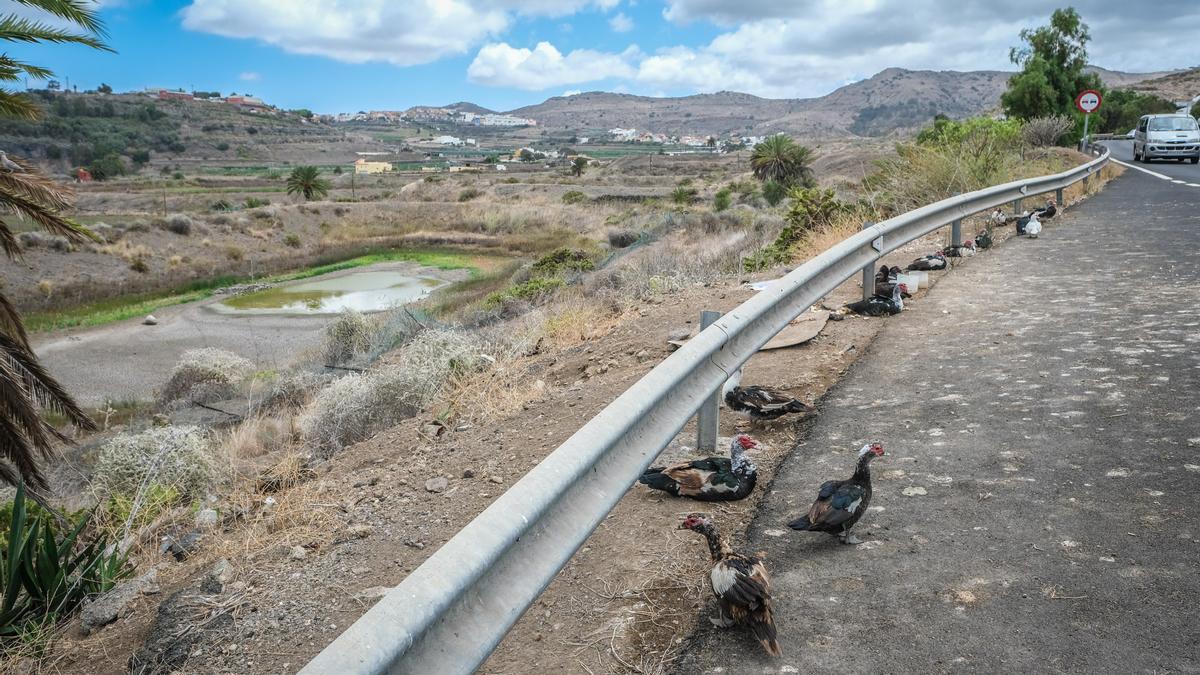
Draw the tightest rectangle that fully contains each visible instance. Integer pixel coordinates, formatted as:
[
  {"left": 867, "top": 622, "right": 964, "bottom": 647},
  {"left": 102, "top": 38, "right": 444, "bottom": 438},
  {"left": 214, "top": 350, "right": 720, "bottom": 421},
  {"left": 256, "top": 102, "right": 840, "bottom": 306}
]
[{"left": 1075, "top": 89, "right": 1102, "bottom": 114}]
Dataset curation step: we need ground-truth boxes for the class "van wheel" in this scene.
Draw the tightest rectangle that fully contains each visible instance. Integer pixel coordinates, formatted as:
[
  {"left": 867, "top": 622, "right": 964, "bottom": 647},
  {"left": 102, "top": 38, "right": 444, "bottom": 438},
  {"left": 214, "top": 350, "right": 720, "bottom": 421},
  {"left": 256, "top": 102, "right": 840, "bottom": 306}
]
[
  {"left": 1134, "top": 148, "right": 1142, "bottom": 162},
  {"left": 1192, "top": 157, "right": 1199, "bottom": 164}
]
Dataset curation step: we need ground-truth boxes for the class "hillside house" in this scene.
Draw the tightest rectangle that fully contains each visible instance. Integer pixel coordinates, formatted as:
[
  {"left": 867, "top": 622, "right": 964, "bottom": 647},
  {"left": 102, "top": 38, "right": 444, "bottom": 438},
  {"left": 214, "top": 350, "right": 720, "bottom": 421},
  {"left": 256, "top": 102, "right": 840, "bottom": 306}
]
[
  {"left": 146, "top": 88, "right": 194, "bottom": 101},
  {"left": 354, "top": 159, "right": 393, "bottom": 174},
  {"left": 226, "top": 95, "right": 268, "bottom": 111}
]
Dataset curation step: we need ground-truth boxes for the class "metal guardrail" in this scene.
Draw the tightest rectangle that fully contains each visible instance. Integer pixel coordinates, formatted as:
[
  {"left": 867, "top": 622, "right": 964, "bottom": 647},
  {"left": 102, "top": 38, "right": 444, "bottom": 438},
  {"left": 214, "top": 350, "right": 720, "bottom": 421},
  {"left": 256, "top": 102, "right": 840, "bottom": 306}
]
[{"left": 301, "top": 147, "right": 1110, "bottom": 675}]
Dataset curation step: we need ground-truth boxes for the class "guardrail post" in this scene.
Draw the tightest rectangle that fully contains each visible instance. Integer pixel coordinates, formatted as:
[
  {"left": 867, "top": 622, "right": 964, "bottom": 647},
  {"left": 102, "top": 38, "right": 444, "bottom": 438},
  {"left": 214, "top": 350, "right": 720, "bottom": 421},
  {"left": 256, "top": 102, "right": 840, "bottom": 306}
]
[
  {"left": 1011, "top": 197, "right": 1022, "bottom": 214},
  {"left": 696, "top": 310, "right": 721, "bottom": 453},
  {"left": 1055, "top": 187, "right": 1064, "bottom": 206},
  {"left": 860, "top": 221, "right": 876, "bottom": 302},
  {"left": 950, "top": 218, "right": 962, "bottom": 247}
]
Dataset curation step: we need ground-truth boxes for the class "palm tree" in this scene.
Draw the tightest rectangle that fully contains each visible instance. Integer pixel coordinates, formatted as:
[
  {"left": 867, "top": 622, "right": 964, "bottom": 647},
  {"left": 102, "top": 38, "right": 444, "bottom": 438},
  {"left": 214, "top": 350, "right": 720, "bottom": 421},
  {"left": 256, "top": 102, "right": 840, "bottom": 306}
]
[
  {"left": 750, "top": 134, "right": 815, "bottom": 188},
  {"left": 571, "top": 156, "right": 587, "bottom": 177},
  {"left": 1, "top": 1, "right": 110, "bottom": 494},
  {"left": 286, "top": 166, "right": 331, "bottom": 201}
]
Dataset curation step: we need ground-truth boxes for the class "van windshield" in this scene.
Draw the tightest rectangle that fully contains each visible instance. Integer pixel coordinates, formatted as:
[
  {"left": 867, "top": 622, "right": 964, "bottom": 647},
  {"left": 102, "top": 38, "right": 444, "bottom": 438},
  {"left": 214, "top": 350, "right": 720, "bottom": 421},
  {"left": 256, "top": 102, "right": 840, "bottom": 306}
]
[{"left": 1148, "top": 117, "right": 1199, "bottom": 132}]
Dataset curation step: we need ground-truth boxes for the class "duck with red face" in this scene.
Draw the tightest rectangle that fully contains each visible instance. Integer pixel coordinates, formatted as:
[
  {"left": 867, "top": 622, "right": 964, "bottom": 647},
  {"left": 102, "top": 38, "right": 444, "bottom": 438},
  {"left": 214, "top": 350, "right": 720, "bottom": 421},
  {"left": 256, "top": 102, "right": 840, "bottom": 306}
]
[
  {"left": 788, "top": 443, "right": 885, "bottom": 545},
  {"left": 679, "top": 512, "right": 781, "bottom": 657},
  {"left": 639, "top": 434, "right": 761, "bottom": 501}
]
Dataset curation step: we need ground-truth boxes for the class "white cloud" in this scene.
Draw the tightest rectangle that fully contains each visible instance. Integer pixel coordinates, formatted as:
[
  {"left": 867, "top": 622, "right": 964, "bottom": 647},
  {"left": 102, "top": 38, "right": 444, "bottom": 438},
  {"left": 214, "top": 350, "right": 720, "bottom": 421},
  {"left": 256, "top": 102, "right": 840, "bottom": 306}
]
[
  {"left": 468, "top": 41, "right": 636, "bottom": 90},
  {"left": 238, "top": 71, "right": 261, "bottom": 81},
  {"left": 609, "top": 12, "right": 634, "bottom": 32},
  {"left": 562, "top": 89, "right": 582, "bottom": 96},
  {"left": 179, "top": 0, "right": 617, "bottom": 67}
]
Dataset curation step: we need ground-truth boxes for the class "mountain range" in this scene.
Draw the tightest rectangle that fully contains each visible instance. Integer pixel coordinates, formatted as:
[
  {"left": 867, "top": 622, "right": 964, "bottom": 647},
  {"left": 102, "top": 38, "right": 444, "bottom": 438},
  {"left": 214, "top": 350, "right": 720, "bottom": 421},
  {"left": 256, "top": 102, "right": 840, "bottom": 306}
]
[{"left": 431, "top": 65, "right": 1192, "bottom": 139}]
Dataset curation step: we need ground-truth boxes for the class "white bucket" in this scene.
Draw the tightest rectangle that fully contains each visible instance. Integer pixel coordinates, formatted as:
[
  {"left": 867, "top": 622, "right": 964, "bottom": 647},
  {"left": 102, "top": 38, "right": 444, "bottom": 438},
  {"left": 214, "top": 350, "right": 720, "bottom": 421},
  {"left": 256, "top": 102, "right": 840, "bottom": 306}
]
[
  {"left": 912, "top": 271, "right": 929, "bottom": 288},
  {"left": 896, "top": 273, "right": 918, "bottom": 292}
]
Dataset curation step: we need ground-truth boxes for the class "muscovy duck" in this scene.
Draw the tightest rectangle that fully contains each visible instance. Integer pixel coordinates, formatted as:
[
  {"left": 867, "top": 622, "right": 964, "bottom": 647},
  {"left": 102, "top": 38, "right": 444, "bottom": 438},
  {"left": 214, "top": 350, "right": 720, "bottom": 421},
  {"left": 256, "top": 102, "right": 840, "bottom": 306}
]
[
  {"left": 639, "top": 434, "right": 761, "bottom": 501},
  {"left": 873, "top": 265, "right": 910, "bottom": 298},
  {"left": 906, "top": 251, "right": 947, "bottom": 271},
  {"left": 679, "top": 513, "right": 782, "bottom": 657},
  {"left": 1013, "top": 199, "right": 1055, "bottom": 235},
  {"left": 975, "top": 229, "right": 994, "bottom": 250},
  {"left": 1024, "top": 212, "right": 1042, "bottom": 238},
  {"left": 788, "top": 442, "right": 885, "bottom": 545},
  {"left": 942, "top": 240, "right": 977, "bottom": 257},
  {"left": 722, "top": 369, "right": 814, "bottom": 422},
  {"left": 844, "top": 281, "right": 904, "bottom": 317}
]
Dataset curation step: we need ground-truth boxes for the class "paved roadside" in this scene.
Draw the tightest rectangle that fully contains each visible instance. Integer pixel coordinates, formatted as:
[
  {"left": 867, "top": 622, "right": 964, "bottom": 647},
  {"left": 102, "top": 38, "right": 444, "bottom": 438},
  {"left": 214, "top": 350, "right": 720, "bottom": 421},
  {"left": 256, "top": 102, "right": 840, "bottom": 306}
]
[{"left": 677, "top": 169, "right": 1200, "bottom": 673}]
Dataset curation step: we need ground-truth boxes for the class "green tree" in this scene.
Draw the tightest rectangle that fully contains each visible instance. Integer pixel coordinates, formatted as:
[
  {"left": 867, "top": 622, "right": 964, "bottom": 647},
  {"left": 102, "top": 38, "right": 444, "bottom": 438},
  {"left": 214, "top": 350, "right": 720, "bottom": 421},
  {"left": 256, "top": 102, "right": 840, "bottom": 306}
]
[
  {"left": 571, "top": 156, "right": 587, "bottom": 177},
  {"left": 0, "top": 0, "right": 107, "bottom": 494},
  {"left": 1094, "top": 89, "right": 1178, "bottom": 134},
  {"left": 762, "top": 179, "right": 787, "bottom": 206},
  {"left": 97, "top": 82, "right": 112, "bottom": 94},
  {"left": 750, "top": 134, "right": 815, "bottom": 187},
  {"left": 286, "top": 165, "right": 331, "bottom": 201},
  {"left": 1000, "top": 7, "right": 1101, "bottom": 121},
  {"left": 293, "top": 108, "right": 313, "bottom": 119}
]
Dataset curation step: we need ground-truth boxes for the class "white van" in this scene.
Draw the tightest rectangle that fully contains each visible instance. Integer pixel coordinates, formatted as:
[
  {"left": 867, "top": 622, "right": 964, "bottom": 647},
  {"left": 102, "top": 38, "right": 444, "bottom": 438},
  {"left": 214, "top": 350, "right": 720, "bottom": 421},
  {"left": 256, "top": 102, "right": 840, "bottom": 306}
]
[{"left": 1132, "top": 114, "right": 1200, "bottom": 163}]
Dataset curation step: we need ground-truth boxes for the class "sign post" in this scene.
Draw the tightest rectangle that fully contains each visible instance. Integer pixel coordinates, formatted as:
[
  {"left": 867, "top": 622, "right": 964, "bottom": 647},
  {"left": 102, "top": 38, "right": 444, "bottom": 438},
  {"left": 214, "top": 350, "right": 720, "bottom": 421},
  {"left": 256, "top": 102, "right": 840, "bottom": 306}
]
[{"left": 1075, "top": 89, "right": 1102, "bottom": 150}]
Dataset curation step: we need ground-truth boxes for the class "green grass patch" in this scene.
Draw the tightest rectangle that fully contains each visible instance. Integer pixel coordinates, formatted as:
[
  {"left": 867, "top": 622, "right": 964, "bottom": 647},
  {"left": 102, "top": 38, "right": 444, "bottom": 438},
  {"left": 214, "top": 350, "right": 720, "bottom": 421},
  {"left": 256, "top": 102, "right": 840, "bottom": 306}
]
[{"left": 25, "top": 249, "right": 487, "bottom": 333}]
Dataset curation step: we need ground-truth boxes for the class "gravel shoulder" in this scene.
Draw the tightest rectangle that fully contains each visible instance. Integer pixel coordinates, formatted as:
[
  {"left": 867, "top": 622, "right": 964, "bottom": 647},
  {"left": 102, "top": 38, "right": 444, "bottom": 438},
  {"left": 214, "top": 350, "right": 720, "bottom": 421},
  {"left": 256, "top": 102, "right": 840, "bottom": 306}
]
[{"left": 677, "top": 169, "right": 1200, "bottom": 673}]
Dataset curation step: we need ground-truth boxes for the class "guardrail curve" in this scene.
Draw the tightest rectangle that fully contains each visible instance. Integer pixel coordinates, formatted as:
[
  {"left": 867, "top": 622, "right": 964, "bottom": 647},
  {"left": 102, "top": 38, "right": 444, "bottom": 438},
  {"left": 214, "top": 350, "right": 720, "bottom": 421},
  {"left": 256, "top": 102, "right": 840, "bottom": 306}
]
[{"left": 301, "top": 146, "right": 1110, "bottom": 675}]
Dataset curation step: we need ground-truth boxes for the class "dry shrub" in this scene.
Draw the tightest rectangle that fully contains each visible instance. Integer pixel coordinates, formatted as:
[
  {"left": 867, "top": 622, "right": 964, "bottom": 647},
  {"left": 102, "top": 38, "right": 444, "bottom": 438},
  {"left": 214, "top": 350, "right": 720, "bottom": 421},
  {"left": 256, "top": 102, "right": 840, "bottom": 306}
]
[
  {"left": 301, "top": 328, "right": 502, "bottom": 455},
  {"left": 322, "top": 310, "right": 376, "bottom": 364},
  {"left": 608, "top": 228, "right": 639, "bottom": 248},
  {"left": 1022, "top": 115, "right": 1074, "bottom": 148},
  {"left": 160, "top": 348, "right": 254, "bottom": 405},
  {"left": 98, "top": 240, "right": 152, "bottom": 263},
  {"left": 221, "top": 415, "right": 298, "bottom": 464},
  {"left": 94, "top": 426, "right": 216, "bottom": 503},
  {"left": 259, "top": 371, "right": 330, "bottom": 412},
  {"left": 160, "top": 214, "right": 194, "bottom": 236},
  {"left": 17, "top": 230, "right": 71, "bottom": 251}
]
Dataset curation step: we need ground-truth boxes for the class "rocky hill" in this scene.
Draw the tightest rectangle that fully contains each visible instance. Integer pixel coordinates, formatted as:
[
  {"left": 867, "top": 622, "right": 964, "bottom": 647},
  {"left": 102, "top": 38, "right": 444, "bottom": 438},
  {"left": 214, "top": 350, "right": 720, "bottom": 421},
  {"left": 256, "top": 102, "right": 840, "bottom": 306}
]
[
  {"left": 506, "top": 66, "right": 1162, "bottom": 139},
  {"left": 0, "top": 90, "right": 368, "bottom": 173},
  {"left": 1126, "top": 67, "right": 1200, "bottom": 102}
]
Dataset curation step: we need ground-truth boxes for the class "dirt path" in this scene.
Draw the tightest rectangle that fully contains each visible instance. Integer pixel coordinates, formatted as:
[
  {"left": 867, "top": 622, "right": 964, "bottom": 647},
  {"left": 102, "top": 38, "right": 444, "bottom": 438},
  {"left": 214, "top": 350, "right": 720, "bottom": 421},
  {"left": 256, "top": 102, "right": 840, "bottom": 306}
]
[
  {"left": 678, "top": 169, "right": 1200, "bottom": 672},
  {"left": 30, "top": 261, "right": 469, "bottom": 406}
]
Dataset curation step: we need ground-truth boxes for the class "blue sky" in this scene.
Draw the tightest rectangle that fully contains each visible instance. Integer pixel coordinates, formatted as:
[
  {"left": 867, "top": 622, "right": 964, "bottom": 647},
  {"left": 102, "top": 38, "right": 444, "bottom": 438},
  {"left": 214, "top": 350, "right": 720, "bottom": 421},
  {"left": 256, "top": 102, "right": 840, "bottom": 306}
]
[{"left": 9, "top": 1, "right": 1199, "bottom": 114}]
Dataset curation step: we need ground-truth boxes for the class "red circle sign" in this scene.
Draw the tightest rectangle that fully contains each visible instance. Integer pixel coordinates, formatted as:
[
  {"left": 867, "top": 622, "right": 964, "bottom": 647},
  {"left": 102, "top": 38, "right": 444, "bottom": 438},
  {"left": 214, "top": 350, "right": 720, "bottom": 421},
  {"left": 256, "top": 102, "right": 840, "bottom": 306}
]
[{"left": 1075, "top": 89, "right": 1102, "bottom": 113}]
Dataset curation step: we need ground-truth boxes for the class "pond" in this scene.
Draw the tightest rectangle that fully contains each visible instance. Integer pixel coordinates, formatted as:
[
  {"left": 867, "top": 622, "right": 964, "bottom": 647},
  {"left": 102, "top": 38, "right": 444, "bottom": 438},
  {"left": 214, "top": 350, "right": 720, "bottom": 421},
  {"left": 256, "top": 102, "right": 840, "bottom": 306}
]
[{"left": 210, "top": 270, "right": 446, "bottom": 315}]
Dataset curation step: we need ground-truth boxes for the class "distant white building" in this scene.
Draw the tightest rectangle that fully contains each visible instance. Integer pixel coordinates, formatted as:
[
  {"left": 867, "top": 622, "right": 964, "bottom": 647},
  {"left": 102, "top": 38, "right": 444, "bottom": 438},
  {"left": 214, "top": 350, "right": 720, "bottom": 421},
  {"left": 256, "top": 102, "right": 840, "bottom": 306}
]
[
  {"left": 433, "top": 135, "right": 463, "bottom": 145},
  {"left": 609, "top": 128, "right": 638, "bottom": 141}
]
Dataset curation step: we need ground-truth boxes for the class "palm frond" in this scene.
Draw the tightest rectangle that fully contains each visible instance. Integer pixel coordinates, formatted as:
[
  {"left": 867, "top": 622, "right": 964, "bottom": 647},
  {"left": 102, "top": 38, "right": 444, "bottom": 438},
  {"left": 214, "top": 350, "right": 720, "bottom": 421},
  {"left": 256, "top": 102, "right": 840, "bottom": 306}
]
[
  {"left": 0, "top": 357, "right": 56, "bottom": 484},
  {"left": 0, "top": 55, "right": 55, "bottom": 82},
  {"left": 0, "top": 459, "right": 63, "bottom": 514},
  {"left": 10, "top": 0, "right": 107, "bottom": 36},
  {"left": 0, "top": 413, "right": 47, "bottom": 490},
  {"left": 0, "top": 215, "right": 20, "bottom": 258},
  {"left": 0, "top": 87, "right": 41, "bottom": 119},
  {"left": 0, "top": 15, "right": 109, "bottom": 50},
  {"left": 0, "top": 333, "right": 95, "bottom": 432},
  {"left": 0, "top": 289, "right": 30, "bottom": 350}
]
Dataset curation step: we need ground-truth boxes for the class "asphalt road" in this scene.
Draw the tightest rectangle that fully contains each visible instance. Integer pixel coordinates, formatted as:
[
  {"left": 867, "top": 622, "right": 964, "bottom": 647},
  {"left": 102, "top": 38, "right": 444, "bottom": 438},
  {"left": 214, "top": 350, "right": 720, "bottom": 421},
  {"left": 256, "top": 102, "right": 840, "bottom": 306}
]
[
  {"left": 1105, "top": 138, "right": 1200, "bottom": 184},
  {"left": 677, "top": 168, "right": 1200, "bottom": 673}
]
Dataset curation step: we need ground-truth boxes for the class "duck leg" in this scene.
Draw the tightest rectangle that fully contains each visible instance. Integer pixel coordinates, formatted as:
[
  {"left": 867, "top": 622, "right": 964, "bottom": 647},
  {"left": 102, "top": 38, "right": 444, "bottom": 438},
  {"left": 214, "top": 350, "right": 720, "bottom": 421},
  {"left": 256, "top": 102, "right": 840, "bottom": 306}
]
[
  {"left": 839, "top": 531, "right": 863, "bottom": 545},
  {"left": 709, "top": 606, "right": 734, "bottom": 629}
]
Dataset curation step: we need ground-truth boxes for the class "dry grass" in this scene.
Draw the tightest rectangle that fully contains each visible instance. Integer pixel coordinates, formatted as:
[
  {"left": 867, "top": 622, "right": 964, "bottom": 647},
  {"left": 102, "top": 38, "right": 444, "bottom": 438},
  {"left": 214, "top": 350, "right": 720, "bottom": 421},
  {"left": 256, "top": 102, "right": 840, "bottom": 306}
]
[{"left": 98, "top": 239, "right": 152, "bottom": 263}]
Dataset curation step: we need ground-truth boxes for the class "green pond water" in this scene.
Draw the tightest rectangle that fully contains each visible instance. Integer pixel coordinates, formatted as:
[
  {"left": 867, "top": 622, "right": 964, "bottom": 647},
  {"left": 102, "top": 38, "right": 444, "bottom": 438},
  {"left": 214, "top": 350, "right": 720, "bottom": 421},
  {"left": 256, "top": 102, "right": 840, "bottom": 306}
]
[{"left": 211, "top": 270, "right": 445, "bottom": 315}]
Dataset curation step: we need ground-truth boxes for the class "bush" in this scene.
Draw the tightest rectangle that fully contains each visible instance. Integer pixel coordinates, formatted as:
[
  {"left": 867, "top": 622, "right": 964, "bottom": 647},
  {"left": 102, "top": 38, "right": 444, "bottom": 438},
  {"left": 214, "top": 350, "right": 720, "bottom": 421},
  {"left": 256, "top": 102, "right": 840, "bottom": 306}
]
[
  {"left": 283, "top": 232, "right": 302, "bottom": 248},
  {"left": 215, "top": 142, "right": 230, "bottom": 152},
  {"left": 211, "top": 199, "right": 233, "bottom": 212},
  {"left": 485, "top": 276, "right": 565, "bottom": 306},
  {"left": 531, "top": 247, "right": 595, "bottom": 276},
  {"left": 159, "top": 348, "right": 253, "bottom": 404},
  {"left": 224, "top": 245, "right": 244, "bottom": 261},
  {"left": 244, "top": 197, "right": 270, "bottom": 208},
  {"left": 457, "top": 187, "right": 482, "bottom": 202},
  {"left": 762, "top": 179, "right": 787, "bottom": 206},
  {"left": 1021, "top": 115, "right": 1074, "bottom": 147},
  {"left": 713, "top": 188, "right": 732, "bottom": 212},
  {"left": 671, "top": 186, "right": 697, "bottom": 205},
  {"left": 301, "top": 329, "right": 490, "bottom": 455},
  {"left": 94, "top": 426, "right": 215, "bottom": 503},
  {"left": 322, "top": 310, "right": 375, "bottom": 364},
  {"left": 745, "top": 188, "right": 848, "bottom": 271},
  {"left": 260, "top": 371, "right": 330, "bottom": 412},
  {"left": 561, "top": 190, "right": 586, "bottom": 205},
  {"left": 161, "top": 213, "right": 193, "bottom": 235},
  {"left": 88, "top": 152, "right": 127, "bottom": 181},
  {"left": 129, "top": 256, "right": 149, "bottom": 274},
  {"left": 16, "top": 231, "right": 71, "bottom": 251},
  {"left": 608, "top": 228, "right": 639, "bottom": 248}
]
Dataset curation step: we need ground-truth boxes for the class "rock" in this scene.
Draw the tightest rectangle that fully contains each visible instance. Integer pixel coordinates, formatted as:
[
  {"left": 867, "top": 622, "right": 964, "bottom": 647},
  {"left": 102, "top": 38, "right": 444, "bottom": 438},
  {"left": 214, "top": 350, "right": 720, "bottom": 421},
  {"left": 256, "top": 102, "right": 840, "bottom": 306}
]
[
  {"left": 462, "top": 469, "right": 476, "bottom": 479},
  {"left": 160, "top": 531, "right": 202, "bottom": 561},
  {"left": 425, "top": 477, "right": 449, "bottom": 493},
  {"left": 347, "top": 524, "right": 374, "bottom": 539},
  {"left": 129, "top": 586, "right": 233, "bottom": 673},
  {"left": 901, "top": 486, "right": 928, "bottom": 496},
  {"left": 201, "top": 559, "right": 233, "bottom": 594},
  {"left": 80, "top": 569, "right": 159, "bottom": 635},
  {"left": 635, "top": 349, "right": 650, "bottom": 363},
  {"left": 288, "top": 545, "right": 308, "bottom": 561},
  {"left": 488, "top": 476, "right": 504, "bottom": 484},
  {"left": 351, "top": 566, "right": 370, "bottom": 575},
  {"left": 151, "top": 413, "right": 170, "bottom": 427},
  {"left": 667, "top": 327, "right": 691, "bottom": 341},
  {"left": 142, "top": 314, "right": 158, "bottom": 325},
  {"left": 354, "top": 586, "right": 390, "bottom": 601},
  {"left": 194, "top": 508, "right": 219, "bottom": 531}
]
